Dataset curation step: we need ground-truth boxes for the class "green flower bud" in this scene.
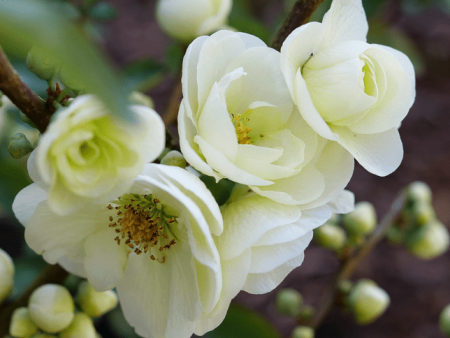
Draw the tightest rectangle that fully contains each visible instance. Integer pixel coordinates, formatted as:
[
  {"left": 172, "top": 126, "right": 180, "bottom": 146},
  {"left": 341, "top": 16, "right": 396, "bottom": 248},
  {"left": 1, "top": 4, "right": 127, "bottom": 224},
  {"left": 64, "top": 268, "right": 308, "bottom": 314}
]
[
  {"left": 59, "top": 313, "right": 96, "bottom": 338},
  {"left": 313, "top": 222, "right": 347, "bottom": 251},
  {"left": 292, "top": 326, "right": 314, "bottom": 338},
  {"left": 28, "top": 284, "right": 75, "bottom": 333},
  {"left": 347, "top": 279, "right": 390, "bottom": 325},
  {"left": 275, "top": 288, "right": 303, "bottom": 317},
  {"left": 0, "top": 248, "right": 14, "bottom": 303},
  {"left": 9, "top": 307, "right": 38, "bottom": 338},
  {"left": 407, "top": 181, "right": 432, "bottom": 205},
  {"left": 298, "top": 305, "right": 315, "bottom": 322},
  {"left": 440, "top": 304, "right": 450, "bottom": 337},
  {"left": 160, "top": 150, "right": 187, "bottom": 169},
  {"left": 8, "top": 133, "right": 34, "bottom": 159},
  {"left": 414, "top": 201, "right": 436, "bottom": 226},
  {"left": 76, "top": 281, "right": 118, "bottom": 318},
  {"left": 343, "top": 202, "right": 377, "bottom": 235},
  {"left": 26, "top": 47, "right": 60, "bottom": 81},
  {"left": 406, "top": 220, "right": 449, "bottom": 259},
  {"left": 129, "top": 92, "right": 154, "bottom": 109}
]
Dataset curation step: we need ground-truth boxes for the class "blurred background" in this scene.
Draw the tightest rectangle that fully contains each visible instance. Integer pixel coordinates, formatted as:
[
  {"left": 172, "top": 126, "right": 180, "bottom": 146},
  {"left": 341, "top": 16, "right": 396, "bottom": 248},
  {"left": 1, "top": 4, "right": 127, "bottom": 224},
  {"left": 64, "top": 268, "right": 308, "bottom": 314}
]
[{"left": 1, "top": 0, "right": 450, "bottom": 337}]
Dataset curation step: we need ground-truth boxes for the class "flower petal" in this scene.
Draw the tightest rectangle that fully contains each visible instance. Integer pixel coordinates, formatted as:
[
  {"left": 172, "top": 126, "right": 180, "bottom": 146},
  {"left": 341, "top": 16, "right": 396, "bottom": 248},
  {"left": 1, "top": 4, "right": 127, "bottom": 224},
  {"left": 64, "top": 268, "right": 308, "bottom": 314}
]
[
  {"left": 327, "top": 190, "right": 355, "bottom": 214},
  {"left": 12, "top": 183, "right": 47, "bottom": 226}
]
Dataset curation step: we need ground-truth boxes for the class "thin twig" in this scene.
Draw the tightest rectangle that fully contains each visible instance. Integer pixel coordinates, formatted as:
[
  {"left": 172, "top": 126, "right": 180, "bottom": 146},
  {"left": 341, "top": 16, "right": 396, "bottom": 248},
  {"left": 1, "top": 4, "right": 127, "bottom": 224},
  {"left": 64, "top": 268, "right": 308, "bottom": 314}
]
[
  {"left": 271, "top": 0, "right": 324, "bottom": 51},
  {"left": 310, "top": 192, "right": 406, "bottom": 329},
  {"left": 0, "top": 45, "right": 52, "bottom": 133}
]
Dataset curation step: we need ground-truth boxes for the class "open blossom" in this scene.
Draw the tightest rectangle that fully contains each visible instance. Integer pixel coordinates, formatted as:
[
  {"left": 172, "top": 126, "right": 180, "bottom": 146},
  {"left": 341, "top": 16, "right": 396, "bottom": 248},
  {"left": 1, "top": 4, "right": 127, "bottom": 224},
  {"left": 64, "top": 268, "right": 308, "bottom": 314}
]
[
  {"left": 156, "top": 0, "right": 232, "bottom": 42},
  {"left": 195, "top": 188, "right": 354, "bottom": 333},
  {"left": 280, "top": 0, "right": 415, "bottom": 176},
  {"left": 29, "top": 95, "right": 165, "bottom": 215},
  {"left": 13, "top": 164, "right": 223, "bottom": 338},
  {"left": 179, "top": 30, "right": 354, "bottom": 206}
]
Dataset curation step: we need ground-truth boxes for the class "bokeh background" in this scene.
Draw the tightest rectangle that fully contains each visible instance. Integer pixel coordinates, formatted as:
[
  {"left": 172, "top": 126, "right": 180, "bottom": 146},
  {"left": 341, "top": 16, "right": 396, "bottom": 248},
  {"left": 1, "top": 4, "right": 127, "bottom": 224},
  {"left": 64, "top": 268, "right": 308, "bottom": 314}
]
[{"left": 1, "top": 0, "right": 450, "bottom": 337}]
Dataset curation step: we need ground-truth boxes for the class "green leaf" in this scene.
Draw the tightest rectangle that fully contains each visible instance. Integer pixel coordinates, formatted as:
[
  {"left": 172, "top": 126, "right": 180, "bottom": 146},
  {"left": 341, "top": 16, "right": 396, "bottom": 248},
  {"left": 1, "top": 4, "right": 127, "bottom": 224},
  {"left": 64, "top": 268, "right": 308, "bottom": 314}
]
[
  {"left": 206, "top": 304, "right": 281, "bottom": 338},
  {"left": 123, "top": 59, "right": 167, "bottom": 92},
  {"left": 199, "top": 175, "right": 235, "bottom": 206}
]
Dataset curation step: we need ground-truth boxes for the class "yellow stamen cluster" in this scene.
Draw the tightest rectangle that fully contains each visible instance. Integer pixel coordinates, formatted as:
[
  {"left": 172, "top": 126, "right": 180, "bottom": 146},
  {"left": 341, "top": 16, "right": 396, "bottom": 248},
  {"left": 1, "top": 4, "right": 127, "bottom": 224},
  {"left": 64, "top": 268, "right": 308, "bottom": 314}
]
[
  {"left": 107, "top": 194, "right": 179, "bottom": 264},
  {"left": 231, "top": 111, "right": 252, "bottom": 144}
]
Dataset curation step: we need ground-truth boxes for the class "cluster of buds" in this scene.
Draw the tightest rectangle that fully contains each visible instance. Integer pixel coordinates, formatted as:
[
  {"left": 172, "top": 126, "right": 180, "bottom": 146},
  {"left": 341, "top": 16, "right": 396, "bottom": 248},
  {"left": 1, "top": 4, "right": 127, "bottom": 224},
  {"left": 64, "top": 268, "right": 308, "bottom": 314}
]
[{"left": 8, "top": 280, "right": 117, "bottom": 338}]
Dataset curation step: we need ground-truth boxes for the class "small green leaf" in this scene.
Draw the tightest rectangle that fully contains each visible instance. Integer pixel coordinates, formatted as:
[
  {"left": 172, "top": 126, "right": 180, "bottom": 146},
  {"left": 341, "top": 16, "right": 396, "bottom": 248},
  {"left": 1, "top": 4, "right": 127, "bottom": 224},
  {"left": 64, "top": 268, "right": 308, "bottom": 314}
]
[{"left": 123, "top": 59, "right": 167, "bottom": 92}]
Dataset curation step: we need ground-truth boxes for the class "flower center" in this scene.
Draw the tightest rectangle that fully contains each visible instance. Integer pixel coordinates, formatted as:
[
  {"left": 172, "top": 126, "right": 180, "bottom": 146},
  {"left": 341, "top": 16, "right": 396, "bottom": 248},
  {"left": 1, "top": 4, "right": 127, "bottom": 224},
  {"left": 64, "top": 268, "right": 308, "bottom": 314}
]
[
  {"left": 230, "top": 110, "right": 253, "bottom": 144},
  {"left": 107, "top": 193, "right": 179, "bottom": 264}
]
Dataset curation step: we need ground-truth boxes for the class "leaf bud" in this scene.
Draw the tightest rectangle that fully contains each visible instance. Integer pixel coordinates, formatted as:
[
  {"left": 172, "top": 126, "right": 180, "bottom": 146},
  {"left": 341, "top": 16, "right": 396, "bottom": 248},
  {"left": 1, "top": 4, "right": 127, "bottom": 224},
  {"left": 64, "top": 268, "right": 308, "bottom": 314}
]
[
  {"left": 275, "top": 288, "right": 303, "bottom": 317},
  {"left": 292, "top": 326, "right": 315, "bottom": 338},
  {"left": 160, "top": 150, "right": 187, "bottom": 169},
  {"left": 28, "top": 284, "right": 75, "bottom": 333},
  {"left": 0, "top": 248, "right": 14, "bottom": 303},
  {"left": 9, "top": 307, "right": 38, "bottom": 338},
  {"left": 407, "top": 181, "right": 432, "bottom": 205},
  {"left": 406, "top": 220, "right": 449, "bottom": 259},
  {"left": 59, "top": 313, "right": 97, "bottom": 338},
  {"left": 440, "top": 304, "right": 450, "bottom": 337},
  {"left": 343, "top": 202, "right": 377, "bottom": 235},
  {"left": 129, "top": 92, "right": 155, "bottom": 109},
  {"left": 347, "top": 279, "right": 390, "bottom": 325},
  {"left": 8, "top": 133, "right": 34, "bottom": 159},
  {"left": 76, "top": 281, "right": 118, "bottom": 318},
  {"left": 313, "top": 222, "right": 347, "bottom": 251},
  {"left": 26, "top": 47, "right": 60, "bottom": 81}
]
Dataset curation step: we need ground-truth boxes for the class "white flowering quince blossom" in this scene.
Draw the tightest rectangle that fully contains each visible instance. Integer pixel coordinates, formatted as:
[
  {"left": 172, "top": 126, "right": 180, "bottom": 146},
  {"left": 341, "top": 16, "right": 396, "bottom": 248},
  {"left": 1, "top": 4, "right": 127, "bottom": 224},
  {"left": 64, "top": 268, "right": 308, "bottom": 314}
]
[
  {"left": 179, "top": 30, "right": 354, "bottom": 207},
  {"left": 195, "top": 187, "right": 355, "bottom": 333},
  {"left": 28, "top": 95, "right": 165, "bottom": 215},
  {"left": 156, "top": 0, "right": 232, "bottom": 42},
  {"left": 13, "top": 164, "right": 223, "bottom": 338},
  {"left": 280, "top": 0, "right": 415, "bottom": 176}
]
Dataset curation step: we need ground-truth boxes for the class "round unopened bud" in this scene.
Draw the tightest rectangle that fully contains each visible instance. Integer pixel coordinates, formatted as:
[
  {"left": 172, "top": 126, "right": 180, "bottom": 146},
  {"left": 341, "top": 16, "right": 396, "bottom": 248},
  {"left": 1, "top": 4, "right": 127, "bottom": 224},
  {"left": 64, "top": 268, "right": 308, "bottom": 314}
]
[
  {"left": 9, "top": 307, "right": 38, "bottom": 337},
  {"left": 343, "top": 202, "right": 377, "bottom": 235},
  {"left": 275, "top": 288, "right": 303, "bottom": 317},
  {"left": 0, "top": 248, "right": 14, "bottom": 303},
  {"left": 76, "top": 281, "right": 118, "bottom": 318},
  {"left": 406, "top": 220, "right": 449, "bottom": 259},
  {"left": 26, "top": 47, "right": 60, "bottom": 81},
  {"left": 292, "top": 326, "right": 314, "bottom": 338},
  {"left": 414, "top": 201, "right": 436, "bottom": 226},
  {"left": 347, "top": 279, "right": 390, "bottom": 325},
  {"left": 130, "top": 92, "right": 154, "bottom": 109},
  {"left": 29, "top": 284, "right": 75, "bottom": 333},
  {"left": 160, "top": 150, "right": 187, "bottom": 168},
  {"left": 407, "top": 181, "right": 432, "bottom": 205},
  {"left": 8, "top": 133, "right": 34, "bottom": 159},
  {"left": 59, "top": 313, "right": 96, "bottom": 338},
  {"left": 440, "top": 304, "right": 450, "bottom": 337},
  {"left": 313, "top": 222, "right": 347, "bottom": 251}
]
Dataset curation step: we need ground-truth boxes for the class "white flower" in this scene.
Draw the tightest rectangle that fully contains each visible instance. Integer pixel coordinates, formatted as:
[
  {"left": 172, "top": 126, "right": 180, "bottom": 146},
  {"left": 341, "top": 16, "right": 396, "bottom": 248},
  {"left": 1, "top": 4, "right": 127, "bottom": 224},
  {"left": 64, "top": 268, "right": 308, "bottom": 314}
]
[
  {"left": 194, "top": 188, "right": 354, "bottom": 334},
  {"left": 13, "top": 164, "right": 223, "bottom": 338},
  {"left": 179, "top": 30, "right": 354, "bottom": 207},
  {"left": 280, "top": 0, "right": 415, "bottom": 177},
  {"left": 156, "top": 0, "right": 232, "bottom": 42},
  {"left": 28, "top": 95, "right": 165, "bottom": 215}
]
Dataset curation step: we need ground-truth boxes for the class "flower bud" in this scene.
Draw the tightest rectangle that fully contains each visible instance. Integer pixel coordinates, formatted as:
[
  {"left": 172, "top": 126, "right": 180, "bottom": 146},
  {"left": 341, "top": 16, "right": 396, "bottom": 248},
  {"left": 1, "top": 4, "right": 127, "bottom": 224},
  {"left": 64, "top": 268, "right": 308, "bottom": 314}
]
[
  {"left": 406, "top": 220, "right": 449, "bottom": 259},
  {"left": 313, "top": 222, "right": 347, "bottom": 251},
  {"left": 28, "top": 284, "right": 75, "bottom": 333},
  {"left": 26, "top": 47, "right": 60, "bottom": 81},
  {"left": 129, "top": 92, "right": 154, "bottom": 109},
  {"left": 275, "top": 288, "right": 303, "bottom": 317},
  {"left": 440, "top": 304, "right": 450, "bottom": 337},
  {"left": 407, "top": 181, "right": 432, "bottom": 205},
  {"left": 59, "top": 65, "right": 84, "bottom": 91},
  {"left": 413, "top": 201, "right": 436, "bottom": 226},
  {"left": 59, "top": 313, "right": 96, "bottom": 338},
  {"left": 8, "top": 133, "right": 34, "bottom": 159},
  {"left": 343, "top": 202, "right": 377, "bottom": 235},
  {"left": 0, "top": 248, "right": 14, "bottom": 303},
  {"left": 347, "top": 279, "right": 390, "bottom": 325},
  {"left": 160, "top": 150, "right": 187, "bottom": 169},
  {"left": 292, "top": 326, "right": 314, "bottom": 338},
  {"left": 76, "top": 281, "right": 118, "bottom": 318},
  {"left": 9, "top": 307, "right": 38, "bottom": 338}
]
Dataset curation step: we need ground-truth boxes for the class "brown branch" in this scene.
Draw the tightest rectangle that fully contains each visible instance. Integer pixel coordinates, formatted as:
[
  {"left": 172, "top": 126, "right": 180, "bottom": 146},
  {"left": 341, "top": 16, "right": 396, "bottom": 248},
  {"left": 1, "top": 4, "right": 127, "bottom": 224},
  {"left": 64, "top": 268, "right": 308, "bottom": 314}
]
[
  {"left": 271, "top": 0, "right": 324, "bottom": 51},
  {"left": 0, "top": 45, "right": 51, "bottom": 133},
  {"left": 309, "top": 192, "right": 406, "bottom": 329},
  {"left": 0, "top": 264, "right": 69, "bottom": 336}
]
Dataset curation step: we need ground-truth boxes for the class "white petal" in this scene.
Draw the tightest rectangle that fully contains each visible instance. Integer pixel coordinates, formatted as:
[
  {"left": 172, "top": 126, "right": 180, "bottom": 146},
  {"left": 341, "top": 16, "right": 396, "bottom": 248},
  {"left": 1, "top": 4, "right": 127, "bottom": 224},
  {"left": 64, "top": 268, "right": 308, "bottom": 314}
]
[
  {"left": 332, "top": 125, "right": 403, "bottom": 176},
  {"left": 327, "top": 190, "right": 355, "bottom": 214},
  {"left": 12, "top": 184, "right": 47, "bottom": 226},
  {"left": 58, "top": 258, "right": 87, "bottom": 278},
  {"left": 197, "top": 0, "right": 232, "bottom": 36},
  {"left": 84, "top": 230, "right": 128, "bottom": 291},
  {"left": 321, "top": 0, "right": 368, "bottom": 48},
  {"left": 27, "top": 149, "right": 47, "bottom": 188}
]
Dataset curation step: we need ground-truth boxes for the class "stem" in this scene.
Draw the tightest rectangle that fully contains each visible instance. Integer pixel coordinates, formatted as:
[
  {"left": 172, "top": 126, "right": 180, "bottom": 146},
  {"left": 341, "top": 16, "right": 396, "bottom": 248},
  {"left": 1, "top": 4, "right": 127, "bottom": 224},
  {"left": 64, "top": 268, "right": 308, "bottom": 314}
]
[
  {"left": 56, "top": 87, "right": 71, "bottom": 102},
  {"left": 0, "top": 264, "right": 69, "bottom": 336},
  {"left": 271, "top": 0, "right": 325, "bottom": 51},
  {"left": 0, "top": 45, "right": 52, "bottom": 133},
  {"left": 309, "top": 192, "right": 406, "bottom": 329}
]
